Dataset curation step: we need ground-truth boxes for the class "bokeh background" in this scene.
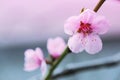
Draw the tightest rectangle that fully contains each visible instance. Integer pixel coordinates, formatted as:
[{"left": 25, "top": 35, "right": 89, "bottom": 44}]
[{"left": 0, "top": 0, "right": 120, "bottom": 80}]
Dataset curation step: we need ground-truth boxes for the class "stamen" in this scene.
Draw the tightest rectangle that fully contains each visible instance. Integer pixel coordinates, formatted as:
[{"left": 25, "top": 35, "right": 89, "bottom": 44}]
[{"left": 77, "top": 21, "right": 92, "bottom": 35}]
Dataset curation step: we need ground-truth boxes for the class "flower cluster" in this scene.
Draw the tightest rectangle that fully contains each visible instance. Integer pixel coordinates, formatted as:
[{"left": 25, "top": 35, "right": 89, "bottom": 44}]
[
  {"left": 24, "top": 8, "right": 109, "bottom": 80},
  {"left": 24, "top": 37, "right": 66, "bottom": 77}
]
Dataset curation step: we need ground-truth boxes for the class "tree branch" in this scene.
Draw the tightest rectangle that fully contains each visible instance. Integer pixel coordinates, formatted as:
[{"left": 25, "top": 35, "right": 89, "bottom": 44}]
[
  {"left": 94, "top": 0, "right": 106, "bottom": 12},
  {"left": 52, "top": 52, "right": 120, "bottom": 79}
]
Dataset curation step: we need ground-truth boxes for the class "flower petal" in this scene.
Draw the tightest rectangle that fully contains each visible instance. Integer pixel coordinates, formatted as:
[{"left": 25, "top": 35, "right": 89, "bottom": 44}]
[
  {"left": 92, "top": 16, "right": 109, "bottom": 34},
  {"left": 35, "top": 48, "right": 44, "bottom": 60},
  {"left": 85, "top": 35, "right": 102, "bottom": 54},
  {"left": 24, "top": 60, "right": 40, "bottom": 71},
  {"left": 64, "top": 16, "right": 80, "bottom": 35},
  {"left": 68, "top": 33, "right": 84, "bottom": 53},
  {"left": 79, "top": 9, "right": 96, "bottom": 23},
  {"left": 47, "top": 37, "right": 66, "bottom": 58},
  {"left": 24, "top": 49, "right": 35, "bottom": 59},
  {"left": 24, "top": 49, "right": 40, "bottom": 71},
  {"left": 41, "top": 61, "right": 47, "bottom": 77}
]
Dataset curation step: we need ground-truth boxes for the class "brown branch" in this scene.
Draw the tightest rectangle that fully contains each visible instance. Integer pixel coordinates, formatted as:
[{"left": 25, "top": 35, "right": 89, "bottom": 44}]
[{"left": 94, "top": 0, "right": 106, "bottom": 12}]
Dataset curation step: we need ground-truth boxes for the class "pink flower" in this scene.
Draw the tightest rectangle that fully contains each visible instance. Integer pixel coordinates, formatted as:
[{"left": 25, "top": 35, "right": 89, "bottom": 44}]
[
  {"left": 64, "top": 9, "right": 109, "bottom": 54},
  {"left": 47, "top": 37, "right": 66, "bottom": 58},
  {"left": 109, "top": 0, "right": 120, "bottom": 2},
  {"left": 24, "top": 48, "right": 47, "bottom": 76}
]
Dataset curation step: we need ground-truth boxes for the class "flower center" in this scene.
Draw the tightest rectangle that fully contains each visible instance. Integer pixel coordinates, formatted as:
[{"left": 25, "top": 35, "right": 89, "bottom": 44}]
[{"left": 77, "top": 21, "right": 92, "bottom": 35}]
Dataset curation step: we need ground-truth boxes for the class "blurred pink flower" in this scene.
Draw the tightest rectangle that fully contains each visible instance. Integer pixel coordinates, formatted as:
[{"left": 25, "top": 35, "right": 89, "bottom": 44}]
[
  {"left": 109, "top": 0, "right": 120, "bottom": 2},
  {"left": 24, "top": 48, "right": 47, "bottom": 76},
  {"left": 64, "top": 9, "right": 109, "bottom": 54},
  {"left": 47, "top": 37, "right": 66, "bottom": 58}
]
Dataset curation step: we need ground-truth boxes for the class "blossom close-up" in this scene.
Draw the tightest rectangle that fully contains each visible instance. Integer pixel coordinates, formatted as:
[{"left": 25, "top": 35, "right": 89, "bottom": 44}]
[
  {"left": 24, "top": 48, "right": 47, "bottom": 76},
  {"left": 64, "top": 9, "right": 109, "bottom": 54},
  {"left": 47, "top": 37, "right": 66, "bottom": 58}
]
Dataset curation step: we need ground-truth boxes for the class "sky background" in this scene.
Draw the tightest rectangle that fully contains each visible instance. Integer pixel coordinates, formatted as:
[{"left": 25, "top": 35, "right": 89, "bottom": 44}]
[{"left": 0, "top": 0, "right": 120, "bottom": 47}]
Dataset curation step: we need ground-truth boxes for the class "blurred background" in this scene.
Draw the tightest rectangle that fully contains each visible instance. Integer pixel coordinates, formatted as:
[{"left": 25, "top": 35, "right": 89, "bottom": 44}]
[{"left": 0, "top": 0, "right": 120, "bottom": 80}]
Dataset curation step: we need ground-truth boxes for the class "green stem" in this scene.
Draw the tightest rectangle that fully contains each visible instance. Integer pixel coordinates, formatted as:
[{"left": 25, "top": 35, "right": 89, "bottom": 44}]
[
  {"left": 94, "top": 0, "right": 106, "bottom": 12},
  {"left": 45, "top": 47, "right": 71, "bottom": 80}
]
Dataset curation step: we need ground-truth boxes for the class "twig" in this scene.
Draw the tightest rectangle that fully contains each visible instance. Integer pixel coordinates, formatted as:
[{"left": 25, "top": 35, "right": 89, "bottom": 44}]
[
  {"left": 45, "top": 47, "right": 71, "bottom": 80},
  {"left": 94, "top": 0, "right": 106, "bottom": 12},
  {"left": 52, "top": 52, "right": 120, "bottom": 79}
]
